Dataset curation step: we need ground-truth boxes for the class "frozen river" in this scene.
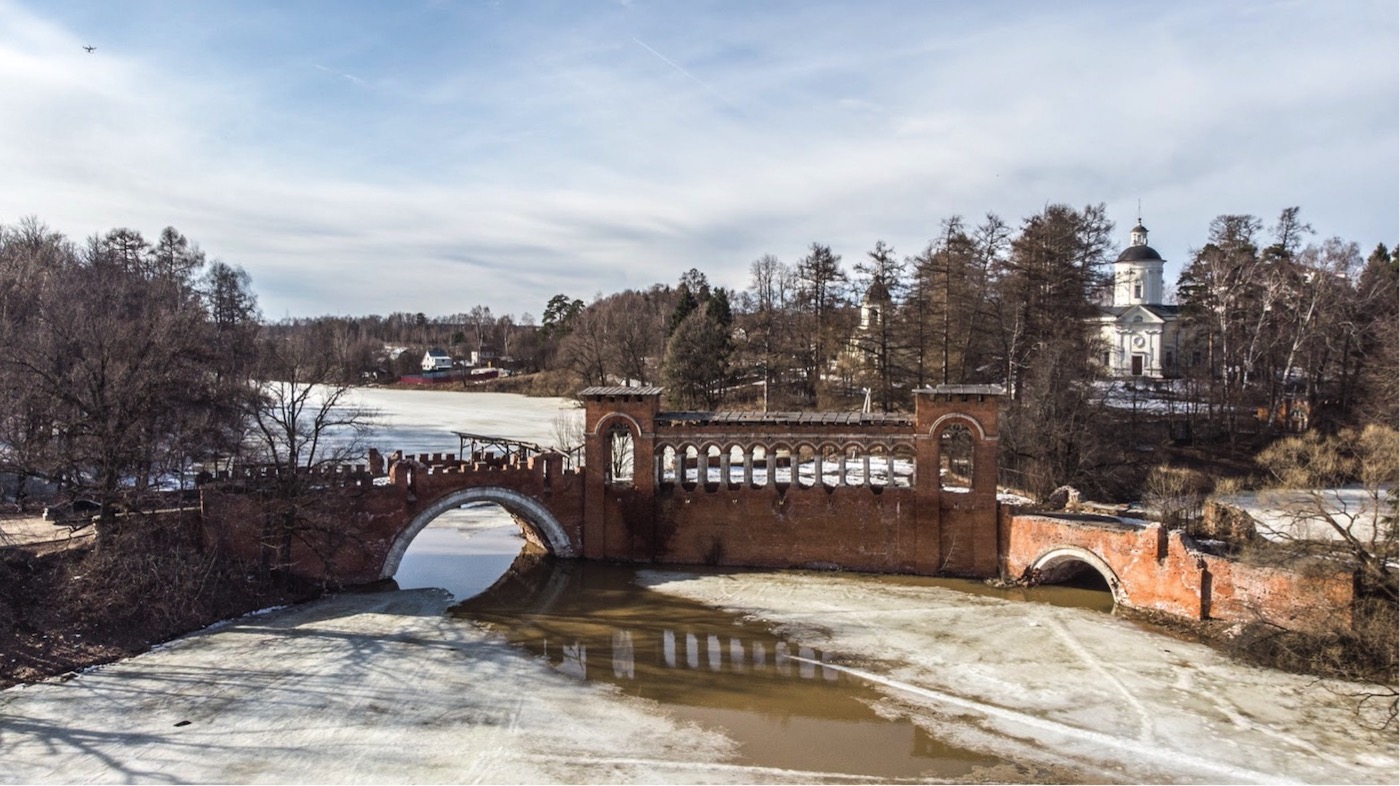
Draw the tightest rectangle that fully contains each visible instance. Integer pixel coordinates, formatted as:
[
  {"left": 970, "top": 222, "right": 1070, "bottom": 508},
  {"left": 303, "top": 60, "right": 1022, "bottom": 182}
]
[{"left": 1, "top": 389, "right": 1395, "bottom": 783}]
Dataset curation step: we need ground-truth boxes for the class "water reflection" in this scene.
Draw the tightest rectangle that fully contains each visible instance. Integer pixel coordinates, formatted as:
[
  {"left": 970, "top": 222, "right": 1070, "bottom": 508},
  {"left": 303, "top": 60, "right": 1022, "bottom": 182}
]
[
  {"left": 446, "top": 552, "right": 1003, "bottom": 779},
  {"left": 395, "top": 509, "right": 1113, "bottom": 780}
]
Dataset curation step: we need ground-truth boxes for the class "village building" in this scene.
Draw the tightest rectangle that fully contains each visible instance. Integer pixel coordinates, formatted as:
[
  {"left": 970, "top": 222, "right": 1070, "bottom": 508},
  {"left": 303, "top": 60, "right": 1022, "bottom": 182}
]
[
  {"left": 1094, "top": 220, "right": 1182, "bottom": 378},
  {"left": 421, "top": 348, "right": 454, "bottom": 372}
]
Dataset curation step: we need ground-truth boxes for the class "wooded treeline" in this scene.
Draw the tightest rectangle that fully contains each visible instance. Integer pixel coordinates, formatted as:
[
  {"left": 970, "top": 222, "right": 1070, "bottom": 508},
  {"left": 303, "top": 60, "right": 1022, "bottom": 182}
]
[
  {"left": 2, "top": 205, "right": 1396, "bottom": 504},
  {"left": 278, "top": 202, "right": 1391, "bottom": 498},
  {"left": 0, "top": 218, "right": 374, "bottom": 567}
]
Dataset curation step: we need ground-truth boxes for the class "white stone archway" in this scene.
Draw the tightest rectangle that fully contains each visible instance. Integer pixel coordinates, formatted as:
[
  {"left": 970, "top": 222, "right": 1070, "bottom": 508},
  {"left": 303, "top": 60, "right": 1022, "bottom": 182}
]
[
  {"left": 1028, "top": 546, "right": 1125, "bottom": 605},
  {"left": 380, "top": 486, "right": 576, "bottom": 580}
]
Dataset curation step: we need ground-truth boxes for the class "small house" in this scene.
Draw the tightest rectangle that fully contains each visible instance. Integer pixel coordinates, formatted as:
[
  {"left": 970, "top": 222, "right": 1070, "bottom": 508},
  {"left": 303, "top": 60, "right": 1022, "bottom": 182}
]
[{"left": 422, "top": 348, "right": 454, "bottom": 372}]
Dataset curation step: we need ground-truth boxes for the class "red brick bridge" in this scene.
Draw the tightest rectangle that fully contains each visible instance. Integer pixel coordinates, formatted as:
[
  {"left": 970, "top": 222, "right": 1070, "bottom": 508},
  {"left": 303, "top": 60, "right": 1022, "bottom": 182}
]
[{"left": 200, "top": 386, "right": 1349, "bottom": 632}]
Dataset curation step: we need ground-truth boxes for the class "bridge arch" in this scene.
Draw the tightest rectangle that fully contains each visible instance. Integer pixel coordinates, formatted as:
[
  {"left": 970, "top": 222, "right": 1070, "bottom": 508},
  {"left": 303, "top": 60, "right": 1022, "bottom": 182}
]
[
  {"left": 928, "top": 412, "right": 987, "bottom": 441},
  {"left": 1028, "top": 546, "right": 1125, "bottom": 605},
  {"left": 380, "top": 486, "right": 577, "bottom": 580}
]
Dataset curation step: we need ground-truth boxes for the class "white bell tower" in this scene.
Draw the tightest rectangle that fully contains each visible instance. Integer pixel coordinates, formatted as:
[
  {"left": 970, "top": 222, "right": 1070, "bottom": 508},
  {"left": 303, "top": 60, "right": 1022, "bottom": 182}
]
[{"left": 1112, "top": 219, "right": 1165, "bottom": 306}]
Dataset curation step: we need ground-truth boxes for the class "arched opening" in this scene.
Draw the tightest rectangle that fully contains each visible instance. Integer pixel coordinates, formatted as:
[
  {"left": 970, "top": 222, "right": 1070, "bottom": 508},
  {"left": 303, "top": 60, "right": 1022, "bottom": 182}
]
[
  {"left": 818, "top": 445, "right": 842, "bottom": 488},
  {"left": 383, "top": 486, "right": 576, "bottom": 601},
  {"left": 892, "top": 444, "right": 916, "bottom": 488},
  {"left": 705, "top": 445, "right": 722, "bottom": 488},
  {"left": 1027, "top": 547, "right": 1123, "bottom": 609},
  {"left": 939, "top": 424, "right": 974, "bottom": 493},
  {"left": 606, "top": 422, "right": 635, "bottom": 487},
  {"left": 658, "top": 445, "right": 678, "bottom": 486},
  {"left": 750, "top": 445, "right": 769, "bottom": 488},
  {"left": 795, "top": 445, "right": 818, "bottom": 488},
  {"left": 868, "top": 445, "right": 890, "bottom": 487},
  {"left": 727, "top": 445, "right": 745, "bottom": 488},
  {"left": 682, "top": 445, "right": 700, "bottom": 488},
  {"left": 772, "top": 446, "right": 793, "bottom": 488}
]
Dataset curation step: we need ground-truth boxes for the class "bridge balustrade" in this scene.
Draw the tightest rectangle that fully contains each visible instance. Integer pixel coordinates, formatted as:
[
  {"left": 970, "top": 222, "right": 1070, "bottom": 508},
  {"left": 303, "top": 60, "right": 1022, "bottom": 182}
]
[{"left": 655, "top": 439, "right": 914, "bottom": 493}]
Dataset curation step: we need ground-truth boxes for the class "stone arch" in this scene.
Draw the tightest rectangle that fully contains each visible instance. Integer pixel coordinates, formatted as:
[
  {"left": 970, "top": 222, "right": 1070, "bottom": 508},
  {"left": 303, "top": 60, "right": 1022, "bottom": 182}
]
[
  {"left": 680, "top": 444, "right": 701, "bottom": 487},
  {"left": 937, "top": 422, "right": 976, "bottom": 492},
  {"left": 794, "top": 443, "right": 819, "bottom": 488},
  {"left": 890, "top": 442, "right": 917, "bottom": 487},
  {"left": 588, "top": 411, "right": 644, "bottom": 437},
  {"left": 380, "top": 486, "right": 576, "bottom": 580},
  {"left": 702, "top": 444, "right": 723, "bottom": 488},
  {"left": 1027, "top": 546, "right": 1125, "bottom": 605},
  {"left": 601, "top": 418, "right": 637, "bottom": 487},
  {"left": 866, "top": 443, "right": 891, "bottom": 487},
  {"left": 770, "top": 442, "right": 794, "bottom": 488},
  {"left": 750, "top": 444, "right": 770, "bottom": 487},
  {"left": 813, "top": 442, "right": 838, "bottom": 487},
  {"left": 724, "top": 444, "right": 746, "bottom": 487},
  {"left": 657, "top": 444, "right": 678, "bottom": 485},
  {"left": 928, "top": 413, "right": 987, "bottom": 441}
]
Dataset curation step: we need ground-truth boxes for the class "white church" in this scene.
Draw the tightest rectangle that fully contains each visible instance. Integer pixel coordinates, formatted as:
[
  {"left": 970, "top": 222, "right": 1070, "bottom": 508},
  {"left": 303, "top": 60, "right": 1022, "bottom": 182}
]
[{"left": 1094, "top": 220, "right": 1182, "bottom": 378}]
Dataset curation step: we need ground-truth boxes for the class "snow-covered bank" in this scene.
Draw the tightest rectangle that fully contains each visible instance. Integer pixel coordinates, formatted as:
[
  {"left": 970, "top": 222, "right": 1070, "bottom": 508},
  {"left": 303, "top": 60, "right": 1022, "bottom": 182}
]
[
  {"left": 640, "top": 569, "right": 1399, "bottom": 785},
  {"left": 0, "top": 590, "right": 772, "bottom": 785},
  {"left": 347, "top": 388, "right": 580, "bottom": 455}
]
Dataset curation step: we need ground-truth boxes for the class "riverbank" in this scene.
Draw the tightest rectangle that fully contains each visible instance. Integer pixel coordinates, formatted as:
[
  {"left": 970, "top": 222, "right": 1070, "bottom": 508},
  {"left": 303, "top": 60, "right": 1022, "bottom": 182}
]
[
  {"left": 5, "top": 561, "right": 1395, "bottom": 784},
  {"left": 640, "top": 568, "right": 1399, "bottom": 784},
  {"left": 0, "top": 517, "right": 322, "bottom": 690}
]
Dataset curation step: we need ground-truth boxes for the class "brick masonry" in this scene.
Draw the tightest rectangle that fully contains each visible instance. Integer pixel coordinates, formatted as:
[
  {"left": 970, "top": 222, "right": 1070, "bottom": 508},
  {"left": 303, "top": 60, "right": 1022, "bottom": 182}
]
[{"left": 197, "top": 387, "right": 1353, "bottom": 634}]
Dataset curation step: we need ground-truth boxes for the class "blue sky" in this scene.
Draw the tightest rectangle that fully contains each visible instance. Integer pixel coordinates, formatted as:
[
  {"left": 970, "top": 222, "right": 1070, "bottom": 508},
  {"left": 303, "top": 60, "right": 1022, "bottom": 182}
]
[{"left": 3, "top": 0, "right": 1395, "bottom": 320}]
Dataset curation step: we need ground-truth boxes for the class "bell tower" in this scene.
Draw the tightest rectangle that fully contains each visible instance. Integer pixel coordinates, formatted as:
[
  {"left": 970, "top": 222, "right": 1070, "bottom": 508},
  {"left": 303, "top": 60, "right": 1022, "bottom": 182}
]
[{"left": 1112, "top": 218, "right": 1166, "bottom": 306}]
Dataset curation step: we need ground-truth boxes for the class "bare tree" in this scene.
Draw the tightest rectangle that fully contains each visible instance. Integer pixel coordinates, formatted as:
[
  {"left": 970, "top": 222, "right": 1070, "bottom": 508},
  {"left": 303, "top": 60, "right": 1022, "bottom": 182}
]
[
  {"left": 242, "top": 331, "right": 379, "bottom": 580},
  {"left": 0, "top": 223, "right": 245, "bottom": 524}
]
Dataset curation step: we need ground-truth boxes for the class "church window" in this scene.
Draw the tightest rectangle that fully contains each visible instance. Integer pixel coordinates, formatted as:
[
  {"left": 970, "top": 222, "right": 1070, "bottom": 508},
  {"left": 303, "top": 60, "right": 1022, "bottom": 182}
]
[{"left": 1133, "top": 283, "right": 1142, "bottom": 299}]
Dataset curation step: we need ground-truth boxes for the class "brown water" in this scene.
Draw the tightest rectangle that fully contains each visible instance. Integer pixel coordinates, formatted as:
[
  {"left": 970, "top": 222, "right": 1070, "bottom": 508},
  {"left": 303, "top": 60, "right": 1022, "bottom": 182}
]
[{"left": 396, "top": 512, "right": 1114, "bottom": 780}]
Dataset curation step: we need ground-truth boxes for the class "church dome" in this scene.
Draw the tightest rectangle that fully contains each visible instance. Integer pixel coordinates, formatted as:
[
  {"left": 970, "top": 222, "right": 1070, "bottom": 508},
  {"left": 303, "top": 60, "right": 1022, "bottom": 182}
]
[
  {"left": 862, "top": 277, "right": 891, "bottom": 304},
  {"left": 1117, "top": 244, "right": 1163, "bottom": 263}
]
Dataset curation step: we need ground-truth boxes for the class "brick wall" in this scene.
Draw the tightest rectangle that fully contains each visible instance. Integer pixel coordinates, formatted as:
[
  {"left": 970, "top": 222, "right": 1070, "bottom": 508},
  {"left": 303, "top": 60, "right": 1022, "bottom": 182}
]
[{"left": 1003, "top": 511, "right": 1353, "bottom": 632}]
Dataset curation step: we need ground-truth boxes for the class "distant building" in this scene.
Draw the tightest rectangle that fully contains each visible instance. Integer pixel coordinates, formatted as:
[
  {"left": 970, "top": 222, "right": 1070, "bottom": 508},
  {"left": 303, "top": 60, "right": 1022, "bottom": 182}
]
[
  {"left": 1094, "top": 220, "right": 1182, "bottom": 378},
  {"left": 847, "top": 275, "right": 891, "bottom": 360},
  {"left": 471, "top": 347, "right": 498, "bottom": 367},
  {"left": 422, "top": 348, "right": 453, "bottom": 372}
]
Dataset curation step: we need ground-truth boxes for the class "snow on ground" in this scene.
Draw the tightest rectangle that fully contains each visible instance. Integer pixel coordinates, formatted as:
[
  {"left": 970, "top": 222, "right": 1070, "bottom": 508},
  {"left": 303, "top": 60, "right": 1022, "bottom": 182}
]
[
  {"left": 6, "top": 390, "right": 1394, "bottom": 783},
  {"left": 2, "top": 590, "right": 853, "bottom": 785},
  {"left": 346, "top": 388, "right": 581, "bottom": 456},
  {"left": 639, "top": 569, "right": 1399, "bottom": 785},
  {"left": 1219, "top": 486, "right": 1396, "bottom": 545}
]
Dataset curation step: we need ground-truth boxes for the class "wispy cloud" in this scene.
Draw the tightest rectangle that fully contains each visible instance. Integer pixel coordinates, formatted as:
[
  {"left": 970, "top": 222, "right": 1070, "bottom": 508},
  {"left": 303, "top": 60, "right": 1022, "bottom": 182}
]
[
  {"left": 0, "top": 0, "right": 1394, "bottom": 319},
  {"left": 313, "top": 63, "right": 367, "bottom": 87},
  {"left": 631, "top": 36, "right": 735, "bottom": 110}
]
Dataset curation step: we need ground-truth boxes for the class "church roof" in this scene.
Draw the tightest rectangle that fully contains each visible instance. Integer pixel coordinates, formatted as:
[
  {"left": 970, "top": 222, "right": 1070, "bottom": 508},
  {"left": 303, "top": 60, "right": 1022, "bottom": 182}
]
[
  {"left": 862, "top": 276, "right": 891, "bottom": 304},
  {"left": 1099, "top": 304, "right": 1180, "bottom": 320},
  {"left": 1116, "top": 244, "right": 1163, "bottom": 263}
]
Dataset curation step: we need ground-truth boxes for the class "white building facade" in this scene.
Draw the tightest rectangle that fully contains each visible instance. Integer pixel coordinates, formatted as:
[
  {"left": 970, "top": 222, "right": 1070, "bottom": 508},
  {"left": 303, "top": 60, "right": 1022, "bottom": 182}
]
[{"left": 1094, "top": 221, "right": 1182, "bottom": 378}]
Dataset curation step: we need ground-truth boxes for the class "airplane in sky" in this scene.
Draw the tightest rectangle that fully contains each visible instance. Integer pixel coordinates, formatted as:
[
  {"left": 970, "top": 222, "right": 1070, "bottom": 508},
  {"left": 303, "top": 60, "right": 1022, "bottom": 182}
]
[{"left": 83, "top": 45, "right": 95, "bottom": 53}]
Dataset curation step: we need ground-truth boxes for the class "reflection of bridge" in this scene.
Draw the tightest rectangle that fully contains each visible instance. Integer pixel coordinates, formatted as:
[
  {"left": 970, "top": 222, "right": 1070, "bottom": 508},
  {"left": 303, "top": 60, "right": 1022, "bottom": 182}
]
[
  {"left": 199, "top": 386, "right": 1352, "bottom": 632},
  {"left": 450, "top": 554, "right": 851, "bottom": 694}
]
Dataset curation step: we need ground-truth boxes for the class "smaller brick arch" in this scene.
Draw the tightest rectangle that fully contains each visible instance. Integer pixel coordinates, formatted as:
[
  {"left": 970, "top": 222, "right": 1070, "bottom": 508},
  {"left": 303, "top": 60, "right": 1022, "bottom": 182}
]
[
  {"left": 588, "top": 412, "right": 644, "bottom": 438},
  {"left": 1028, "top": 546, "right": 1125, "bottom": 605},
  {"left": 928, "top": 413, "right": 988, "bottom": 441},
  {"left": 380, "top": 486, "right": 577, "bottom": 580}
]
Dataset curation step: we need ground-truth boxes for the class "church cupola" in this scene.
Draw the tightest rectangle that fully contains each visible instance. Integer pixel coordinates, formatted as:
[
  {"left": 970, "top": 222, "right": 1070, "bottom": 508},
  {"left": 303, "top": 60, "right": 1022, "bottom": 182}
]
[
  {"left": 1130, "top": 221, "right": 1149, "bottom": 248},
  {"left": 1112, "top": 217, "right": 1166, "bottom": 306},
  {"left": 859, "top": 276, "right": 891, "bottom": 330}
]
